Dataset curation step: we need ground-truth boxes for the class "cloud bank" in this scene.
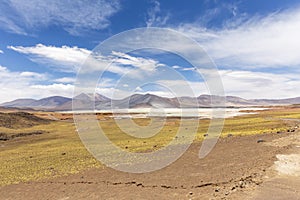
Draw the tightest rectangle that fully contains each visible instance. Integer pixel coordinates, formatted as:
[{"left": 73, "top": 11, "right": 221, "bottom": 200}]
[
  {"left": 176, "top": 6, "right": 300, "bottom": 68},
  {"left": 0, "top": 0, "right": 120, "bottom": 35}
]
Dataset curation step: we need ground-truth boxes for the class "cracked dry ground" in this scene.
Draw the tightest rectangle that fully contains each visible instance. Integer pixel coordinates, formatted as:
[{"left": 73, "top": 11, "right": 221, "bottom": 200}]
[{"left": 0, "top": 132, "right": 297, "bottom": 200}]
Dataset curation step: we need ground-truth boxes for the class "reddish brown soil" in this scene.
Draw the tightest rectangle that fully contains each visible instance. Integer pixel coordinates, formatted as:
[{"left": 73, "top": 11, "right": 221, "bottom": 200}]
[{"left": 0, "top": 131, "right": 296, "bottom": 200}]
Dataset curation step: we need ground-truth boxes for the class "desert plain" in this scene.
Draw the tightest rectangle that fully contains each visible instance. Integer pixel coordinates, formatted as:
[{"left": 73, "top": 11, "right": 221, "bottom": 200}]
[{"left": 0, "top": 106, "right": 300, "bottom": 199}]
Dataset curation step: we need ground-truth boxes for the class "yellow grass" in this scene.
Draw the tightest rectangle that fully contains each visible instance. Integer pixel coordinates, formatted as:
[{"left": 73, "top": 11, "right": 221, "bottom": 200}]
[{"left": 0, "top": 122, "right": 101, "bottom": 186}]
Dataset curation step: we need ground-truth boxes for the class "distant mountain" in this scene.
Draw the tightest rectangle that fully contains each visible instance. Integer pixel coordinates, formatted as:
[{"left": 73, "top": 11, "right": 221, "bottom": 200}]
[
  {"left": 1, "top": 98, "right": 37, "bottom": 108},
  {"left": 1, "top": 96, "right": 71, "bottom": 110},
  {"left": 57, "top": 93, "right": 111, "bottom": 111},
  {"left": 1, "top": 93, "right": 300, "bottom": 111},
  {"left": 250, "top": 97, "right": 300, "bottom": 105},
  {"left": 111, "top": 94, "right": 179, "bottom": 109}
]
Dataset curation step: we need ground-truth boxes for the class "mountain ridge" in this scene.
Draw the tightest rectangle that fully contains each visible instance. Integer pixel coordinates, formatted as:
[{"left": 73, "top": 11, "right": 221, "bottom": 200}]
[{"left": 1, "top": 93, "right": 300, "bottom": 111}]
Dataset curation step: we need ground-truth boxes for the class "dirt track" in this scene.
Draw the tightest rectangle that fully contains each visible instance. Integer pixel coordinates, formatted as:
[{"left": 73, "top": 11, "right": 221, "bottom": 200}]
[{"left": 1, "top": 130, "right": 299, "bottom": 200}]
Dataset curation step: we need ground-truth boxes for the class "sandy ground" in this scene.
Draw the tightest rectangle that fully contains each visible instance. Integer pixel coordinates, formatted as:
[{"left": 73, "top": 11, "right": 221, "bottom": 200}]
[
  {"left": 240, "top": 125, "right": 300, "bottom": 200},
  {"left": 1, "top": 128, "right": 300, "bottom": 200}
]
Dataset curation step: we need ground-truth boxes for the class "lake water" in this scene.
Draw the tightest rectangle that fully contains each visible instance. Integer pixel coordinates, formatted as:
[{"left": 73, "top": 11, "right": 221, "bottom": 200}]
[{"left": 60, "top": 107, "right": 267, "bottom": 119}]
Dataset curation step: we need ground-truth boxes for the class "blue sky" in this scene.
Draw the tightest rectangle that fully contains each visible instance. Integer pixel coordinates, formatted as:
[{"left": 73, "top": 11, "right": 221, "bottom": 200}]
[{"left": 0, "top": 0, "right": 300, "bottom": 102}]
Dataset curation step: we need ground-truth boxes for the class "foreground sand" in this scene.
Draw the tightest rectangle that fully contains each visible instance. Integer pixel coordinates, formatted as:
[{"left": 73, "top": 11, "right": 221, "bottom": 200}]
[{"left": 1, "top": 129, "right": 300, "bottom": 199}]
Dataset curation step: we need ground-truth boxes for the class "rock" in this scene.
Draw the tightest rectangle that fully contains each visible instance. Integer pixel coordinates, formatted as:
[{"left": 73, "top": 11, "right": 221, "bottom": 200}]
[
  {"left": 227, "top": 134, "right": 233, "bottom": 137},
  {"left": 239, "top": 181, "right": 245, "bottom": 188},
  {"left": 257, "top": 139, "right": 266, "bottom": 143},
  {"left": 204, "top": 134, "right": 208, "bottom": 137}
]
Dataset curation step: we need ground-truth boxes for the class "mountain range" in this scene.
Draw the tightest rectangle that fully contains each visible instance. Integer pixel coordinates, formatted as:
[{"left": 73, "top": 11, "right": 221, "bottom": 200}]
[{"left": 1, "top": 93, "right": 300, "bottom": 111}]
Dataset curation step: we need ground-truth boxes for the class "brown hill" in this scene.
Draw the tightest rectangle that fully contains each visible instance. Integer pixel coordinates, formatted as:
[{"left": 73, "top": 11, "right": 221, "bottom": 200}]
[{"left": 0, "top": 112, "right": 51, "bottom": 129}]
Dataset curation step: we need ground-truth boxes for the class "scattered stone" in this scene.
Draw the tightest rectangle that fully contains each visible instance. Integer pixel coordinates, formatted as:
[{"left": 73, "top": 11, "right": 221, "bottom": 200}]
[
  {"left": 257, "top": 139, "right": 265, "bottom": 143},
  {"left": 227, "top": 134, "right": 233, "bottom": 137},
  {"left": 215, "top": 187, "right": 220, "bottom": 192},
  {"left": 189, "top": 192, "right": 193, "bottom": 195},
  {"left": 204, "top": 134, "right": 208, "bottom": 137},
  {"left": 61, "top": 152, "right": 66, "bottom": 155},
  {"left": 239, "top": 181, "right": 245, "bottom": 188}
]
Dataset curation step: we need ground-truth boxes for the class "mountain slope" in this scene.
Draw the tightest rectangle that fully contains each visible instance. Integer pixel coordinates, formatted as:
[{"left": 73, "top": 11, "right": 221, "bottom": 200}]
[
  {"left": 111, "top": 94, "right": 179, "bottom": 109},
  {"left": 57, "top": 93, "right": 111, "bottom": 111},
  {"left": 1, "top": 99, "right": 36, "bottom": 108},
  {"left": 1, "top": 96, "right": 71, "bottom": 110}
]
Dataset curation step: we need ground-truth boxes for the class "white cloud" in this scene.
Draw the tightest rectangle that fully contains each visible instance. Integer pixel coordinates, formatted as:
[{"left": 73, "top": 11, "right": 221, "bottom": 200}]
[
  {"left": 181, "top": 67, "right": 196, "bottom": 71},
  {"left": 0, "top": 66, "right": 73, "bottom": 103},
  {"left": 54, "top": 77, "right": 75, "bottom": 83},
  {"left": 8, "top": 44, "right": 91, "bottom": 72},
  {"left": 1, "top": 63, "right": 299, "bottom": 102},
  {"left": 30, "top": 83, "right": 74, "bottom": 94},
  {"left": 111, "top": 51, "right": 162, "bottom": 72},
  {"left": 161, "top": 68, "right": 300, "bottom": 99},
  {"left": 0, "top": 16, "right": 27, "bottom": 35},
  {"left": 220, "top": 70, "right": 300, "bottom": 99},
  {"left": 172, "top": 65, "right": 181, "bottom": 69},
  {"left": 8, "top": 44, "right": 166, "bottom": 76},
  {"left": 176, "top": 7, "right": 300, "bottom": 68},
  {"left": 135, "top": 86, "right": 143, "bottom": 92},
  {"left": 94, "top": 69, "right": 300, "bottom": 100},
  {"left": 157, "top": 79, "right": 207, "bottom": 97},
  {"left": 0, "top": 0, "right": 120, "bottom": 35},
  {"left": 146, "top": 0, "right": 170, "bottom": 27},
  {"left": 0, "top": 49, "right": 3, "bottom": 54},
  {"left": 19, "top": 71, "right": 47, "bottom": 79}
]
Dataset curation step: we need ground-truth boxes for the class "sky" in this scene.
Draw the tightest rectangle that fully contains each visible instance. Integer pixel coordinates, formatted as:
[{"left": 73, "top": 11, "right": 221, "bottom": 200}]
[{"left": 0, "top": 0, "right": 300, "bottom": 102}]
